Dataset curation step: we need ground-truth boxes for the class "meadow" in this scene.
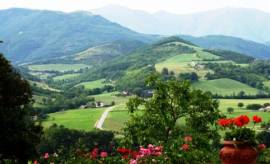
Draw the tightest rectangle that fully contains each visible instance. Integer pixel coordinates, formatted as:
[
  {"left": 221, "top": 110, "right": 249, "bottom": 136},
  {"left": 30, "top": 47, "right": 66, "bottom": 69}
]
[
  {"left": 76, "top": 79, "right": 107, "bottom": 90},
  {"left": 28, "top": 64, "right": 89, "bottom": 72},
  {"left": 53, "top": 73, "right": 81, "bottom": 81},
  {"left": 192, "top": 78, "right": 261, "bottom": 96},
  {"left": 43, "top": 108, "right": 104, "bottom": 131}
]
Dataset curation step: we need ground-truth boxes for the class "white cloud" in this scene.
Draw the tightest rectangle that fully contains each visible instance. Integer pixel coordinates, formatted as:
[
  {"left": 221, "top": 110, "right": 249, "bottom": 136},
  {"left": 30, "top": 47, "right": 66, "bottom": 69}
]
[{"left": 0, "top": 0, "right": 270, "bottom": 14}]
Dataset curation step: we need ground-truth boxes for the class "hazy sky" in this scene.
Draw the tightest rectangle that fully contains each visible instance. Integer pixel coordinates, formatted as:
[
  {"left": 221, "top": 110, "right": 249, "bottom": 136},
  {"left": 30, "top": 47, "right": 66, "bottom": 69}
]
[{"left": 1, "top": 0, "right": 270, "bottom": 14}]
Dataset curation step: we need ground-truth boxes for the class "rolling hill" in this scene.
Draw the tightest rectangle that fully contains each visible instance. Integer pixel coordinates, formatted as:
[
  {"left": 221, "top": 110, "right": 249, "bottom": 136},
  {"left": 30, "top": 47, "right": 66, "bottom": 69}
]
[
  {"left": 92, "top": 5, "right": 270, "bottom": 43},
  {"left": 75, "top": 37, "right": 263, "bottom": 96},
  {"left": 72, "top": 40, "right": 145, "bottom": 64},
  {"left": 181, "top": 35, "right": 270, "bottom": 59},
  {"left": 0, "top": 8, "right": 154, "bottom": 63}
]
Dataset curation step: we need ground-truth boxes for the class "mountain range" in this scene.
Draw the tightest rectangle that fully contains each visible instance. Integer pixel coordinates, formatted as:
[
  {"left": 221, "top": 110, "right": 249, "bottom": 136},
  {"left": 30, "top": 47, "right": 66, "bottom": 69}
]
[
  {"left": 1, "top": 8, "right": 270, "bottom": 64},
  {"left": 181, "top": 35, "right": 270, "bottom": 59},
  {"left": 92, "top": 5, "right": 270, "bottom": 43},
  {"left": 0, "top": 8, "right": 154, "bottom": 63}
]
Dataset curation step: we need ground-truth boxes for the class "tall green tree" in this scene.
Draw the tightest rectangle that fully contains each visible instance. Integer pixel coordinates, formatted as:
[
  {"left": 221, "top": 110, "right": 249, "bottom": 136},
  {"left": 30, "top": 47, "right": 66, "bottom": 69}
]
[
  {"left": 123, "top": 74, "right": 221, "bottom": 146},
  {"left": 0, "top": 53, "right": 42, "bottom": 163}
]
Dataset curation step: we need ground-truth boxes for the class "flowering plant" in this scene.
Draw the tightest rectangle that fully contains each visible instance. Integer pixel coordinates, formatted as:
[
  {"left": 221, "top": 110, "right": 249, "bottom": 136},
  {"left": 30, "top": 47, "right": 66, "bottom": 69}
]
[{"left": 217, "top": 115, "right": 263, "bottom": 145}]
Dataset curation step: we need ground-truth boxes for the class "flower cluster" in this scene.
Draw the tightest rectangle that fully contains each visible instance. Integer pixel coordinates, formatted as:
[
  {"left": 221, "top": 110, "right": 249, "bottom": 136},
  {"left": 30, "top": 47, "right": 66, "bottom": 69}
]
[
  {"left": 253, "top": 115, "right": 262, "bottom": 123},
  {"left": 181, "top": 135, "right": 192, "bottom": 152},
  {"left": 217, "top": 115, "right": 262, "bottom": 128},
  {"left": 118, "top": 144, "right": 163, "bottom": 164}
]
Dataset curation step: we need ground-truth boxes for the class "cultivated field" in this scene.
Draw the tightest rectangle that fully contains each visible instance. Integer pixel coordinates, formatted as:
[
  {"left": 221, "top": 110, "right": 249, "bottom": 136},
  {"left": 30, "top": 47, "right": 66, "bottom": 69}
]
[
  {"left": 53, "top": 73, "right": 81, "bottom": 81},
  {"left": 192, "top": 78, "right": 261, "bottom": 96},
  {"left": 76, "top": 79, "right": 107, "bottom": 90},
  {"left": 28, "top": 64, "right": 89, "bottom": 72}
]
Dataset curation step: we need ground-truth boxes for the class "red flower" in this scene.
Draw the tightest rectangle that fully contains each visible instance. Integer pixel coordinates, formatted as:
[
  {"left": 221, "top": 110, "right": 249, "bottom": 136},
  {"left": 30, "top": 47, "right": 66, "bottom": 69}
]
[
  {"left": 33, "top": 160, "right": 38, "bottom": 164},
  {"left": 252, "top": 115, "right": 262, "bottom": 123},
  {"left": 117, "top": 148, "right": 132, "bottom": 154},
  {"left": 184, "top": 135, "right": 192, "bottom": 142},
  {"left": 181, "top": 144, "right": 189, "bottom": 151},
  {"left": 258, "top": 144, "right": 266, "bottom": 151},
  {"left": 100, "top": 151, "right": 108, "bottom": 158},
  {"left": 90, "top": 148, "right": 99, "bottom": 159},
  {"left": 44, "top": 153, "right": 49, "bottom": 159},
  {"left": 234, "top": 115, "right": 249, "bottom": 127},
  {"left": 217, "top": 118, "right": 234, "bottom": 127}
]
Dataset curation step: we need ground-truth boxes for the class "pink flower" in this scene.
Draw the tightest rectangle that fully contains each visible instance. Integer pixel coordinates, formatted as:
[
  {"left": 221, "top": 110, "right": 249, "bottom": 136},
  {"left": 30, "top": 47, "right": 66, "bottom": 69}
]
[
  {"left": 184, "top": 135, "right": 192, "bottom": 142},
  {"left": 181, "top": 144, "right": 190, "bottom": 151},
  {"left": 139, "top": 147, "right": 151, "bottom": 156},
  {"left": 258, "top": 144, "right": 266, "bottom": 151},
  {"left": 44, "top": 153, "right": 49, "bottom": 159},
  {"left": 33, "top": 160, "right": 38, "bottom": 164},
  {"left": 130, "top": 159, "right": 137, "bottom": 164},
  {"left": 100, "top": 151, "right": 108, "bottom": 158}
]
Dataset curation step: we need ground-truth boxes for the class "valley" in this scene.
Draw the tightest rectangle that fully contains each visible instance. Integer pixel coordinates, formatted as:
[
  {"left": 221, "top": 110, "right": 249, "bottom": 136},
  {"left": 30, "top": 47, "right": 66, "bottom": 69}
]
[{"left": 1, "top": 6, "right": 270, "bottom": 163}]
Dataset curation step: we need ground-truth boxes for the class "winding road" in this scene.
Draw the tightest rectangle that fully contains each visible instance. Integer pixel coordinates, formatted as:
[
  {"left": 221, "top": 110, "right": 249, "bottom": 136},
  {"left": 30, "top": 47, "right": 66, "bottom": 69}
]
[{"left": 95, "top": 106, "right": 115, "bottom": 130}]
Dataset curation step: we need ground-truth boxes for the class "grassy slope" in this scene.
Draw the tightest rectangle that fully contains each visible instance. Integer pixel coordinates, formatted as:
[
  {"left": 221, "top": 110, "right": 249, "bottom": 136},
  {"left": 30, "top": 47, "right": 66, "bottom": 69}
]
[
  {"left": 28, "top": 64, "right": 89, "bottom": 72},
  {"left": 76, "top": 79, "right": 106, "bottom": 90},
  {"left": 53, "top": 73, "right": 81, "bottom": 81},
  {"left": 155, "top": 42, "right": 226, "bottom": 77},
  {"left": 192, "top": 78, "right": 261, "bottom": 96},
  {"left": 43, "top": 108, "right": 104, "bottom": 131}
]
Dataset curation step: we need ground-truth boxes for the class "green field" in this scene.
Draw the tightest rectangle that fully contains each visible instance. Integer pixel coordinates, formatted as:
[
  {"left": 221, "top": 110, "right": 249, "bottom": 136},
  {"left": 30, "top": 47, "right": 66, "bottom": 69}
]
[
  {"left": 92, "top": 92, "right": 130, "bottom": 105},
  {"left": 28, "top": 64, "right": 90, "bottom": 72},
  {"left": 103, "top": 110, "right": 130, "bottom": 132},
  {"left": 76, "top": 79, "right": 107, "bottom": 90},
  {"left": 155, "top": 52, "right": 223, "bottom": 77},
  {"left": 43, "top": 108, "right": 104, "bottom": 131},
  {"left": 192, "top": 78, "right": 261, "bottom": 96},
  {"left": 53, "top": 73, "right": 81, "bottom": 81}
]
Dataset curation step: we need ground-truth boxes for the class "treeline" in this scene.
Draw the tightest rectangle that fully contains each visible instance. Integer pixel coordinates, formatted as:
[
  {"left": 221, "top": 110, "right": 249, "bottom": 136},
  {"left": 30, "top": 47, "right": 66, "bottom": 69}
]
[
  {"left": 203, "top": 49, "right": 254, "bottom": 64},
  {"left": 35, "top": 85, "right": 114, "bottom": 115},
  {"left": 205, "top": 62, "right": 270, "bottom": 90}
]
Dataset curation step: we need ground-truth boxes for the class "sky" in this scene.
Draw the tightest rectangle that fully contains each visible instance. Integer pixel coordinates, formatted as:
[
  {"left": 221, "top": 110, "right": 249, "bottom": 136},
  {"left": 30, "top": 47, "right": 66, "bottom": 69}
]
[{"left": 1, "top": 0, "right": 270, "bottom": 14}]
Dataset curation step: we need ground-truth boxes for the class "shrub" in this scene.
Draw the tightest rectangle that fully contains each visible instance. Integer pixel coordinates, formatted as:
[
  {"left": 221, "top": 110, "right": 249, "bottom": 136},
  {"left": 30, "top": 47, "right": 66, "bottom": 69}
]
[{"left": 246, "top": 104, "right": 262, "bottom": 110}]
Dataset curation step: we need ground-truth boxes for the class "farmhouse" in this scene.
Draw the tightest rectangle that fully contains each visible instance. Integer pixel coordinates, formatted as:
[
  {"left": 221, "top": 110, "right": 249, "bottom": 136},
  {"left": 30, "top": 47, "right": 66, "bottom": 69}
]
[{"left": 258, "top": 106, "right": 270, "bottom": 112}]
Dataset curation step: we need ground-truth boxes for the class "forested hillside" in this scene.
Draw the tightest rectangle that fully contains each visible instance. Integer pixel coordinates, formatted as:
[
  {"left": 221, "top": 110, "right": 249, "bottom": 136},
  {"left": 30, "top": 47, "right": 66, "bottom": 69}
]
[{"left": 0, "top": 8, "right": 154, "bottom": 63}]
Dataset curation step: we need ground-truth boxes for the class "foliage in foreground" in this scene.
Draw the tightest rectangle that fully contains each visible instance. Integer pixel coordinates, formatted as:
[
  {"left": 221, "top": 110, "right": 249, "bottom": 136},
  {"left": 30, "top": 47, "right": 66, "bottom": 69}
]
[{"left": 0, "top": 54, "right": 42, "bottom": 163}]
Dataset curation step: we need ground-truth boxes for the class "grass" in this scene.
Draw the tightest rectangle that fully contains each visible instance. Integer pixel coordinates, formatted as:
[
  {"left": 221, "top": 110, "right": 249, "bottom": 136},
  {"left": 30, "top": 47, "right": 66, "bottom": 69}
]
[
  {"left": 192, "top": 78, "right": 261, "bottom": 96},
  {"left": 91, "top": 92, "right": 130, "bottom": 105},
  {"left": 53, "top": 73, "right": 81, "bottom": 81},
  {"left": 76, "top": 79, "right": 107, "bottom": 90},
  {"left": 103, "top": 110, "right": 130, "bottom": 132},
  {"left": 155, "top": 52, "right": 223, "bottom": 77},
  {"left": 43, "top": 108, "right": 104, "bottom": 131},
  {"left": 28, "top": 64, "right": 90, "bottom": 72}
]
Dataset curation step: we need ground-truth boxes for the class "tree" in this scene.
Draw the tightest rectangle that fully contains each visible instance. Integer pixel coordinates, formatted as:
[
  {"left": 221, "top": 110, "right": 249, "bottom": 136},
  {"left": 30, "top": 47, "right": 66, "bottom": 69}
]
[
  {"left": 227, "top": 107, "right": 234, "bottom": 114},
  {"left": 161, "top": 67, "right": 169, "bottom": 76},
  {"left": 0, "top": 54, "right": 42, "bottom": 163},
  {"left": 123, "top": 74, "right": 221, "bottom": 146},
  {"left": 246, "top": 104, "right": 262, "bottom": 110},
  {"left": 178, "top": 72, "right": 198, "bottom": 82},
  {"left": 238, "top": 102, "right": 244, "bottom": 109},
  {"left": 237, "top": 91, "right": 245, "bottom": 98}
]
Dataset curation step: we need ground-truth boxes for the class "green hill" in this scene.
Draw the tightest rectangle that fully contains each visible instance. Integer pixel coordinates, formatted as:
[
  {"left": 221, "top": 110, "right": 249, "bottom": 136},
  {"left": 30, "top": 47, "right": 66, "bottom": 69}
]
[
  {"left": 192, "top": 78, "right": 262, "bottom": 96},
  {"left": 73, "top": 40, "right": 145, "bottom": 65}
]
